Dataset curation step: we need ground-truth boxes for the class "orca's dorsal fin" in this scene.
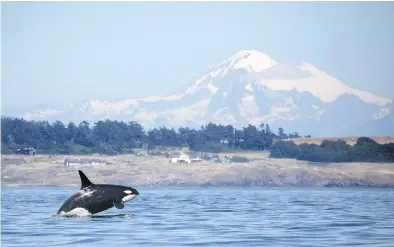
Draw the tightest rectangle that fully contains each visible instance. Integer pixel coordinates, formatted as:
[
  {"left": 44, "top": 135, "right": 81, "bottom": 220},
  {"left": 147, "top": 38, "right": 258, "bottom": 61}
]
[{"left": 78, "top": 170, "right": 94, "bottom": 188}]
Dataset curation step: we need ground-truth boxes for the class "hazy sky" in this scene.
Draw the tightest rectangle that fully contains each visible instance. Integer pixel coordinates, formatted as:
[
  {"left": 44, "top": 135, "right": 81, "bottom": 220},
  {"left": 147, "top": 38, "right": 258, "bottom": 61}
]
[{"left": 2, "top": 2, "right": 394, "bottom": 110}]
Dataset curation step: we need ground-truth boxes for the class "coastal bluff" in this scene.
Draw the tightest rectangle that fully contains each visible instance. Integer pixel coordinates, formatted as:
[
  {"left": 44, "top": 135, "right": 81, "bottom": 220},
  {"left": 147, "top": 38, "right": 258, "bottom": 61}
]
[{"left": 2, "top": 151, "right": 394, "bottom": 188}]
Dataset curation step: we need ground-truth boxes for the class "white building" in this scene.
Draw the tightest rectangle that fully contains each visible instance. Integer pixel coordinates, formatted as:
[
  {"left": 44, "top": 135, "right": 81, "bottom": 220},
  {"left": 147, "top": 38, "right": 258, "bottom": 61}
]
[
  {"left": 168, "top": 152, "right": 202, "bottom": 163},
  {"left": 64, "top": 158, "right": 107, "bottom": 167}
]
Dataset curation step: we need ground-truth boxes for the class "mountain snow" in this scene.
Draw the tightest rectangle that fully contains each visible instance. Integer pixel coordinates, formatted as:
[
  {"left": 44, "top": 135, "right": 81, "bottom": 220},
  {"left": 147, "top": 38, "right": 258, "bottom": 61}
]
[
  {"left": 17, "top": 49, "right": 393, "bottom": 136},
  {"left": 23, "top": 108, "right": 63, "bottom": 120},
  {"left": 259, "top": 62, "right": 390, "bottom": 106},
  {"left": 218, "top": 49, "right": 277, "bottom": 73}
]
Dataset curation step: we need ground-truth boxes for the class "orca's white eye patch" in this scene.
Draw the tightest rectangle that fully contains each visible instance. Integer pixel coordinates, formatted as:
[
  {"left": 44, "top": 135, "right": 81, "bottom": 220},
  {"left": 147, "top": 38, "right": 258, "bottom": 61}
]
[{"left": 124, "top": 190, "right": 132, "bottom": 194}]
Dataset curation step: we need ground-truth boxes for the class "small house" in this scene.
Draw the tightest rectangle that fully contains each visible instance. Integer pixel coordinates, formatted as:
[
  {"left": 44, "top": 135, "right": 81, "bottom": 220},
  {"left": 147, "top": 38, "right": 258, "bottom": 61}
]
[
  {"left": 168, "top": 152, "right": 202, "bottom": 163},
  {"left": 64, "top": 158, "right": 107, "bottom": 167},
  {"left": 16, "top": 148, "right": 36, "bottom": 155}
]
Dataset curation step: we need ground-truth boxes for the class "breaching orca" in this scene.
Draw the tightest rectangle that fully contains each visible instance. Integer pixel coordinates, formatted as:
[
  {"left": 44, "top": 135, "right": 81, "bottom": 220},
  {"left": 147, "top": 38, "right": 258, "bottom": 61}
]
[{"left": 57, "top": 170, "right": 139, "bottom": 215}]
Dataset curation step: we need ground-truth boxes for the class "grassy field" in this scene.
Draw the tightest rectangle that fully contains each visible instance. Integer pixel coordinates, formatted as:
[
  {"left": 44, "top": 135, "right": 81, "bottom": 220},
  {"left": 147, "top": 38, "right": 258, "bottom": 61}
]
[{"left": 2, "top": 147, "right": 394, "bottom": 188}]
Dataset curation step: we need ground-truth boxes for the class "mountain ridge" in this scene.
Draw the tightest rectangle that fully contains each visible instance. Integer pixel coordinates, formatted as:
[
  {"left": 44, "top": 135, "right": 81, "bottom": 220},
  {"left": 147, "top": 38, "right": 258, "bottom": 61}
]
[{"left": 4, "top": 50, "right": 393, "bottom": 137}]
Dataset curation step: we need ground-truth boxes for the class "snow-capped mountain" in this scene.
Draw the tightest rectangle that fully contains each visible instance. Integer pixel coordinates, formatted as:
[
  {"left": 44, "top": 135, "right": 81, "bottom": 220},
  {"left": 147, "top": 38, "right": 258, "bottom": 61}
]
[{"left": 11, "top": 50, "right": 394, "bottom": 136}]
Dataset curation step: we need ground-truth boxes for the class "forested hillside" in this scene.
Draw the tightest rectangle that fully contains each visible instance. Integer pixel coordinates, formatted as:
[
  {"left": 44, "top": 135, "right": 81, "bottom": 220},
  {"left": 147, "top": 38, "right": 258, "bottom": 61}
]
[
  {"left": 1, "top": 117, "right": 298, "bottom": 155},
  {"left": 270, "top": 138, "right": 394, "bottom": 162},
  {"left": 2, "top": 117, "right": 392, "bottom": 163}
]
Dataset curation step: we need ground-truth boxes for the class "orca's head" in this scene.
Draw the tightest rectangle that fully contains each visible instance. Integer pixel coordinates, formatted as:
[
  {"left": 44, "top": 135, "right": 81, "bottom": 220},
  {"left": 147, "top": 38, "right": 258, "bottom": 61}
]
[
  {"left": 107, "top": 185, "right": 139, "bottom": 209},
  {"left": 119, "top": 186, "right": 139, "bottom": 203},
  {"left": 103, "top": 184, "right": 140, "bottom": 202}
]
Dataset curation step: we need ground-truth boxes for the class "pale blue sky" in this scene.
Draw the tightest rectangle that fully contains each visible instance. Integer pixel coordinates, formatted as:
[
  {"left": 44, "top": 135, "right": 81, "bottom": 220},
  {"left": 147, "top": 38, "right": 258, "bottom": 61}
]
[{"left": 2, "top": 2, "right": 394, "bottom": 110}]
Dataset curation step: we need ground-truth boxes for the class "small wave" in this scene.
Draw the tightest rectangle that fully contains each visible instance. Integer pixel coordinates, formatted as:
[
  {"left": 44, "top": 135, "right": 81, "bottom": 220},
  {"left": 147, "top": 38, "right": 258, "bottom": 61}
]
[{"left": 89, "top": 214, "right": 135, "bottom": 219}]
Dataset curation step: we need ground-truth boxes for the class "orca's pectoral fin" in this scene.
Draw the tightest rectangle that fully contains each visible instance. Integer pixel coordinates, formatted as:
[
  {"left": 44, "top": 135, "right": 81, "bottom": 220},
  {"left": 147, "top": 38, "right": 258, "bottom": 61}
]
[{"left": 114, "top": 201, "right": 124, "bottom": 209}]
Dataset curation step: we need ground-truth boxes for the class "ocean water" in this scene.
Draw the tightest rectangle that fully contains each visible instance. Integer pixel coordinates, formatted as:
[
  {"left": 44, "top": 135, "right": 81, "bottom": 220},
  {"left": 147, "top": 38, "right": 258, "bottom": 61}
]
[{"left": 1, "top": 187, "right": 394, "bottom": 247}]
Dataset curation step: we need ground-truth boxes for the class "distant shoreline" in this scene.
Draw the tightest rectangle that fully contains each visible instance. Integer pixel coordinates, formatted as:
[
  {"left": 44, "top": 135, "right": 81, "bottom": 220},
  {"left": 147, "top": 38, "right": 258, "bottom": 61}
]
[
  {"left": 2, "top": 151, "right": 394, "bottom": 188},
  {"left": 3, "top": 184, "right": 394, "bottom": 189}
]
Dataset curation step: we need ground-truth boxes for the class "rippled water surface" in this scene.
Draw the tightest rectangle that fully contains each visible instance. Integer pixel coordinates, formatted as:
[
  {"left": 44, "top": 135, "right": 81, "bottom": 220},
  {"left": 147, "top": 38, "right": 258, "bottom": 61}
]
[{"left": 2, "top": 187, "right": 394, "bottom": 246}]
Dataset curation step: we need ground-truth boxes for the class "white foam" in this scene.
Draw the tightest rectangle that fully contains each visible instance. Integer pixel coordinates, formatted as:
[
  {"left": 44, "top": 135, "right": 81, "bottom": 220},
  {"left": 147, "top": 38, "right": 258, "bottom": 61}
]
[{"left": 59, "top": 207, "right": 91, "bottom": 217}]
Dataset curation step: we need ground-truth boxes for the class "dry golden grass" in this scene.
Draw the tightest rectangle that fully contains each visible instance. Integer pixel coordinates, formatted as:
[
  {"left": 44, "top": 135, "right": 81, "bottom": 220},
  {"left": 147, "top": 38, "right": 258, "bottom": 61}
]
[{"left": 2, "top": 151, "right": 394, "bottom": 187}]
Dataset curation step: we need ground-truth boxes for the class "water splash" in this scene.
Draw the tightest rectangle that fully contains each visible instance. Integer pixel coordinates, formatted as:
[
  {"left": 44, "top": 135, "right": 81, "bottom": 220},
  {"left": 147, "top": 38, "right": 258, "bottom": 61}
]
[{"left": 57, "top": 207, "right": 92, "bottom": 217}]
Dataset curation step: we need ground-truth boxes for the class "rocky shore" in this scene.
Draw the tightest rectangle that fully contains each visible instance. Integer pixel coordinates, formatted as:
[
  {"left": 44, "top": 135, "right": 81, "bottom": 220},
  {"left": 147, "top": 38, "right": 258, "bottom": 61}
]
[{"left": 2, "top": 152, "right": 394, "bottom": 188}]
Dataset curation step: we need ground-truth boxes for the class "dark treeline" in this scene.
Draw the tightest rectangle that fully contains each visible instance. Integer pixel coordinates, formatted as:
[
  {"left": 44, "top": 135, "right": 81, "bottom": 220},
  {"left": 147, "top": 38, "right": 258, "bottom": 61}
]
[
  {"left": 2, "top": 117, "right": 392, "bottom": 163},
  {"left": 270, "top": 138, "right": 394, "bottom": 163},
  {"left": 1, "top": 117, "right": 301, "bottom": 155}
]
